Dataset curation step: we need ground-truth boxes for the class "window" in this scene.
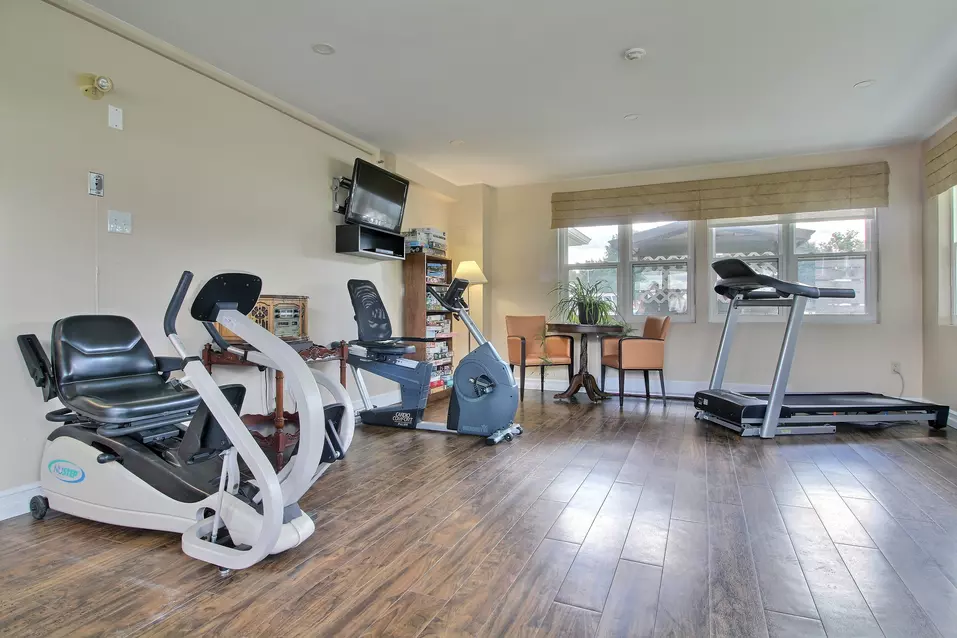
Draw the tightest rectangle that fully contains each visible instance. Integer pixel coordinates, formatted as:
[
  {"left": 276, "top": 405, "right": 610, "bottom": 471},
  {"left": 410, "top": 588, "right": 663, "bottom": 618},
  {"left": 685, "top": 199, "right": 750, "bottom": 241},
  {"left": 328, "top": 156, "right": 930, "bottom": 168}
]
[
  {"left": 560, "top": 222, "right": 694, "bottom": 322},
  {"left": 708, "top": 210, "right": 878, "bottom": 322}
]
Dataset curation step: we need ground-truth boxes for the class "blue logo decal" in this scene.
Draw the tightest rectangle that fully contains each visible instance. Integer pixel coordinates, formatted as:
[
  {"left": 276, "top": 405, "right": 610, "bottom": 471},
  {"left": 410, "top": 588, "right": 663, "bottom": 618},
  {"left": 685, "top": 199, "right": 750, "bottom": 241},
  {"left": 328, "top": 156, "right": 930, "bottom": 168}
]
[{"left": 48, "top": 459, "right": 85, "bottom": 483}]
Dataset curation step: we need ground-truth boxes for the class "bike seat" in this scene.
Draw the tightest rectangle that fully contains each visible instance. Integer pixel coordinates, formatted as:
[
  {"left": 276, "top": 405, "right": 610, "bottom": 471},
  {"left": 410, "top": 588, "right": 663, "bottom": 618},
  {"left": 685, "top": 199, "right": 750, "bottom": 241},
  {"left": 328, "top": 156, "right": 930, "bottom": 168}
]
[{"left": 352, "top": 340, "right": 416, "bottom": 356}]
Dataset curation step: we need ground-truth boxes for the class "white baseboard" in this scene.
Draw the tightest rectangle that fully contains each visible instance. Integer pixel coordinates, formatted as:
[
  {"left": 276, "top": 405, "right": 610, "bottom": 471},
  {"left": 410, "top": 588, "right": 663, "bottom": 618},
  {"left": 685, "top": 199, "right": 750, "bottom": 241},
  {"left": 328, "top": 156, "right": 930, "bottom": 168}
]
[
  {"left": 0, "top": 482, "right": 41, "bottom": 521},
  {"left": 524, "top": 376, "right": 763, "bottom": 399}
]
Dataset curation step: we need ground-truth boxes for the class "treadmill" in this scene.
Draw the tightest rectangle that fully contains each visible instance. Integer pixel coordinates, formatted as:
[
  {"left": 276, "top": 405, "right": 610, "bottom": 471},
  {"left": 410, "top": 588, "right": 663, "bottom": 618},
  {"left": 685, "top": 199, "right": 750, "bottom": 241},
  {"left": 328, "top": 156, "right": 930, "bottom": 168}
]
[{"left": 694, "top": 258, "right": 948, "bottom": 438}]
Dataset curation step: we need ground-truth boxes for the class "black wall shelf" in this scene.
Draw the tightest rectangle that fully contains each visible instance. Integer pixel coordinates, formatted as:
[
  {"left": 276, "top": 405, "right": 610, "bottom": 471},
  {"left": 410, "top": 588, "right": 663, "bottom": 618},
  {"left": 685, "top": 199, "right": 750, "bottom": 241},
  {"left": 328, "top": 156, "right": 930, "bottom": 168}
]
[{"left": 335, "top": 223, "right": 405, "bottom": 261}]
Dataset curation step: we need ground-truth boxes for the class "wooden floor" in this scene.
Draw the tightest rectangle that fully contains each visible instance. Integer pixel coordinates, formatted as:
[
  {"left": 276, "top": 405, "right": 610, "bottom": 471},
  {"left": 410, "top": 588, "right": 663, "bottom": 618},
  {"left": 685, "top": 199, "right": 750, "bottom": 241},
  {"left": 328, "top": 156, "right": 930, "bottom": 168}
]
[{"left": 4, "top": 393, "right": 957, "bottom": 637}]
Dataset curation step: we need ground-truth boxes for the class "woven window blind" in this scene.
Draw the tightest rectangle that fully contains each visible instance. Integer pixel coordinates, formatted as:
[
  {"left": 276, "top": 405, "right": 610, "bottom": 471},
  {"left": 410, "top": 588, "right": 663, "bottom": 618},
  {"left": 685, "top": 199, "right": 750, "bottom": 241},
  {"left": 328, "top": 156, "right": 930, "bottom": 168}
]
[
  {"left": 551, "top": 162, "right": 889, "bottom": 229},
  {"left": 925, "top": 127, "right": 957, "bottom": 200}
]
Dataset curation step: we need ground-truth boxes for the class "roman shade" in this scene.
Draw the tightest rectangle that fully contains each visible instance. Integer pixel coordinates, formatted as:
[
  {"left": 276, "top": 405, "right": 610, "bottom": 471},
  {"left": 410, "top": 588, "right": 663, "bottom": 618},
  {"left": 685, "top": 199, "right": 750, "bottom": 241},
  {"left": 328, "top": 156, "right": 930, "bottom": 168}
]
[
  {"left": 551, "top": 162, "right": 889, "bottom": 229},
  {"left": 925, "top": 128, "right": 957, "bottom": 200}
]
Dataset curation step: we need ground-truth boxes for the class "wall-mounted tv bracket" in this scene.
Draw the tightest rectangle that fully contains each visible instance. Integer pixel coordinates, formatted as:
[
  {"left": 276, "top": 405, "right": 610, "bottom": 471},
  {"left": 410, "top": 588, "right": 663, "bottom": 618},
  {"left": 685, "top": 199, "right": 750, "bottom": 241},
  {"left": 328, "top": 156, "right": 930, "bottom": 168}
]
[{"left": 331, "top": 177, "right": 353, "bottom": 215}]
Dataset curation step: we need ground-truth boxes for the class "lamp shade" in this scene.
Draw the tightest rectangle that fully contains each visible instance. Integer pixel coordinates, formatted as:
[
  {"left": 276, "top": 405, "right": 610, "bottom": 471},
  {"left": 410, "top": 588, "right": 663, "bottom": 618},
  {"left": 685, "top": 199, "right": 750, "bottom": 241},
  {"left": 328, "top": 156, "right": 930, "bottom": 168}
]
[{"left": 453, "top": 260, "right": 488, "bottom": 285}]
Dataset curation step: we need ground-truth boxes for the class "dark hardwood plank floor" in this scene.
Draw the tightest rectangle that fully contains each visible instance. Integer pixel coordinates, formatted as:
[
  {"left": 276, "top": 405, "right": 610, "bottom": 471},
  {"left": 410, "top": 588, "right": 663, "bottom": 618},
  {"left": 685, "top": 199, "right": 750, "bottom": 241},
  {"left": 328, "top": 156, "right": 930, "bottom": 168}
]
[{"left": 3, "top": 392, "right": 957, "bottom": 637}]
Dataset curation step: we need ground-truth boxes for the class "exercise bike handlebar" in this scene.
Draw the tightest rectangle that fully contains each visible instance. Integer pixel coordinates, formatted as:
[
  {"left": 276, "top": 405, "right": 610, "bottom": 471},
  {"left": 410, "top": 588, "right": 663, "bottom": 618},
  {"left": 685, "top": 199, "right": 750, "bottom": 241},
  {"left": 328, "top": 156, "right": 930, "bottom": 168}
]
[
  {"left": 426, "top": 281, "right": 468, "bottom": 313},
  {"left": 165, "top": 271, "right": 194, "bottom": 337}
]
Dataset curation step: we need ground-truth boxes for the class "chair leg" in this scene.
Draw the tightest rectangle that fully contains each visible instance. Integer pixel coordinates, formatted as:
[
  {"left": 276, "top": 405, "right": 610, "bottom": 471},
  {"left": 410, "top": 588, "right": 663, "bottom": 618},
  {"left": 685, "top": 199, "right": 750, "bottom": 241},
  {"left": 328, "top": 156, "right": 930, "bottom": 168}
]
[
  {"left": 658, "top": 369, "right": 667, "bottom": 402},
  {"left": 643, "top": 370, "right": 650, "bottom": 400},
  {"left": 519, "top": 363, "right": 526, "bottom": 402},
  {"left": 510, "top": 364, "right": 514, "bottom": 374},
  {"left": 541, "top": 365, "right": 545, "bottom": 393},
  {"left": 600, "top": 365, "right": 606, "bottom": 392},
  {"left": 568, "top": 362, "right": 574, "bottom": 384},
  {"left": 619, "top": 367, "right": 625, "bottom": 408}
]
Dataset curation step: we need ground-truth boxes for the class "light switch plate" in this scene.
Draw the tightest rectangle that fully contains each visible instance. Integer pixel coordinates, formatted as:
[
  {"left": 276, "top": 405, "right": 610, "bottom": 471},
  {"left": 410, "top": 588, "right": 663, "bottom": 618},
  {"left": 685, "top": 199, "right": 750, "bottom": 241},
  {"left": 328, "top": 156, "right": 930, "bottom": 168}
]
[
  {"left": 89, "top": 172, "right": 104, "bottom": 196},
  {"left": 107, "top": 210, "right": 132, "bottom": 234},
  {"left": 108, "top": 105, "right": 123, "bottom": 130}
]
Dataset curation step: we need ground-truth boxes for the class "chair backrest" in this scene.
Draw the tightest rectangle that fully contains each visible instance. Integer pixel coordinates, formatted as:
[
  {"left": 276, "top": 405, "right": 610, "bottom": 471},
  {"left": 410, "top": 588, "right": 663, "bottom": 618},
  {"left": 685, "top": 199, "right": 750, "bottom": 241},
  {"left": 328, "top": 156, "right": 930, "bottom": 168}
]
[
  {"left": 505, "top": 315, "right": 546, "bottom": 354},
  {"left": 52, "top": 315, "right": 158, "bottom": 389},
  {"left": 643, "top": 316, "right": 671, "bottom": 340},
  {"left": 347, "top": 279, "right": 393, "bottom": 342}
]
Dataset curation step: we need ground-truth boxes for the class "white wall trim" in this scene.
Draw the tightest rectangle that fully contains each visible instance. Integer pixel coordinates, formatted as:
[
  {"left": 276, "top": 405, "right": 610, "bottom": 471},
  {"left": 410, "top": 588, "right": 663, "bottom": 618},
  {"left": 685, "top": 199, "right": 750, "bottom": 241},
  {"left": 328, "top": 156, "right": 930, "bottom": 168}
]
[
  {"left": 527, "top": 376, "right": 765, "bottom": 399},
  {"left": 0, "top": 482, "right": 42, "bottom": 521}
]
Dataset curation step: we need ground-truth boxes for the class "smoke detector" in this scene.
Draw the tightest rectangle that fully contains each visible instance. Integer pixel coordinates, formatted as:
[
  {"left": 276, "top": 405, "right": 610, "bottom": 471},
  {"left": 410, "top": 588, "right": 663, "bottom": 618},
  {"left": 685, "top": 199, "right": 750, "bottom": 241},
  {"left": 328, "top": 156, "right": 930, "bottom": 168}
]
[{"left": 623, "top": 47, "right": 647, "bottom": 62}]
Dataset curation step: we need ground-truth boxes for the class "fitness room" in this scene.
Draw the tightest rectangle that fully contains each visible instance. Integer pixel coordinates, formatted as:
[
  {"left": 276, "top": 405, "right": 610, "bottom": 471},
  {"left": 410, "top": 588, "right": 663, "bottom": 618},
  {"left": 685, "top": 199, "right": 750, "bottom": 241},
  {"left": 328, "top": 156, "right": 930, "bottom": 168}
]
[{"left": 3, "top": 1, "right": 957, "bottom": 636}]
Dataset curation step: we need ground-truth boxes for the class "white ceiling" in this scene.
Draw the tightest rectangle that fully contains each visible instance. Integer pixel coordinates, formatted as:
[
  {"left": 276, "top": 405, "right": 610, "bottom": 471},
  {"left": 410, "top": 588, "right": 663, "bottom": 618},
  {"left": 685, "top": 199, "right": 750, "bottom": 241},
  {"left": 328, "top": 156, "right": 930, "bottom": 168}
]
[{"left": 87, "top": 0, "right": 957, "bottom": 186}]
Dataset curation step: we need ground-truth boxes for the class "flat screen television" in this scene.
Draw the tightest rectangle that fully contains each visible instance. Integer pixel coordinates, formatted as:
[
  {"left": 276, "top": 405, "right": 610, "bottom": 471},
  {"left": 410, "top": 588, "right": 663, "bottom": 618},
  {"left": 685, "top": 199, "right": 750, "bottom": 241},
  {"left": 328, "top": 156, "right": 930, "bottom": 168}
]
[{"left": 344, "top": 158, "right": 410, "bottom": 234}]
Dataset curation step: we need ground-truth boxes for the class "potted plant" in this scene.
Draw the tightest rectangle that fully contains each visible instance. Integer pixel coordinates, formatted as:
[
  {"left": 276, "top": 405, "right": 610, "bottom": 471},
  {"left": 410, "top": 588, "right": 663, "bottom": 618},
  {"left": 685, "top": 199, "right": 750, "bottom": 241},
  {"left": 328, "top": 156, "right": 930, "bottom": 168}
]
[{"left": 550, "top": 278, "right": 619, "bottom": 325}]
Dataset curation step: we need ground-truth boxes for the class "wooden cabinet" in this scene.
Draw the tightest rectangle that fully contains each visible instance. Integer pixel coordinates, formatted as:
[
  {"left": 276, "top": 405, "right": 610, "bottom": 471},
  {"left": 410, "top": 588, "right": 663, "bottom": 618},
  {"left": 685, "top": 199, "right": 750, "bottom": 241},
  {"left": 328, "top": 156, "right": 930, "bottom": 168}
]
[
  {"left": 215, "top": 295, "right": 308, "bottom": 343},
  {"left": 403, "top": 253, "right": 455, "bottom": 400}
]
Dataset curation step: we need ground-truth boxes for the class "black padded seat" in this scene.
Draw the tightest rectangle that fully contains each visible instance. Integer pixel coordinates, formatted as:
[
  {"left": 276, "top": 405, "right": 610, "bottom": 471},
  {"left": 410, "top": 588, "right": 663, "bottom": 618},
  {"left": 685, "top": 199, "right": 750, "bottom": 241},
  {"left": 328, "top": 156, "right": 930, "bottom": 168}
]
[
  {"left": 352, "top": 340, "right": 416, "bottom": 356},
  {"left": 61, "top": 375, "right": 201, "bottom": 424},
  {"left": 52, "top": 315, "right": 201, "bottom": 424}
]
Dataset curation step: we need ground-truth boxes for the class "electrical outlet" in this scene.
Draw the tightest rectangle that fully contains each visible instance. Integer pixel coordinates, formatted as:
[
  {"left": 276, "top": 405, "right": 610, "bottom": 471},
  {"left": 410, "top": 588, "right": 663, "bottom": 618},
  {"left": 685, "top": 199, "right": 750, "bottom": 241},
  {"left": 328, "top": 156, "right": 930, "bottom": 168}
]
[
  {"left": 88, "top": 172, "right": 104, "bottom": 196},
  {"left": 891, "top": 361, "right": 901, "bottom": 374},
  {"left": 107, "top": 210, "right": 132, "bottom": 234}
]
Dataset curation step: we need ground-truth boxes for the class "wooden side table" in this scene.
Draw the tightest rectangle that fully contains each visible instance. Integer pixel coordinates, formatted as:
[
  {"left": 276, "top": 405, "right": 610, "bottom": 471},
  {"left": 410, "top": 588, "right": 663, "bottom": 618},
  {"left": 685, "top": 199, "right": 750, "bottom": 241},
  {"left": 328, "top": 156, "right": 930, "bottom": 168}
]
[
  {"left": 202, "top": 340, "right": 347, "bottom": 469},
  {"left": 546, "top": 323, "right": 623, "bottom": 402}
]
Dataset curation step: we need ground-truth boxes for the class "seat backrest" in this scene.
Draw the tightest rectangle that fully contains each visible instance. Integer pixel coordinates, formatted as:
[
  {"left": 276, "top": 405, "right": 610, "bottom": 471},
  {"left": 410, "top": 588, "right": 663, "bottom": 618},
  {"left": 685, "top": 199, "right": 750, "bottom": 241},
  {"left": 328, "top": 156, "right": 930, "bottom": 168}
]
[
  {"left": 347, "top": 280, "right": 393, "bottom": 342},
  {"left": 52, "top": 315, "right": 158, "bottom": 388},
  {"left": 642, "top": 316, "right": 671, "bottom": 340},
  {"left": 505, "top": 315, "right": 546, "bottom": 354}
]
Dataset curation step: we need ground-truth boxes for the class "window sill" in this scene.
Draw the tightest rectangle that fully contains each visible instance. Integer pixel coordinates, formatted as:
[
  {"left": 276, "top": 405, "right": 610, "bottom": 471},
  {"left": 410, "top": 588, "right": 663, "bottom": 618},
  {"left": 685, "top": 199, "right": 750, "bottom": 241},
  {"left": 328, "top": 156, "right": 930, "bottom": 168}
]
[{"left": 630, "top": 313, "right": 696, "bottom": 325}]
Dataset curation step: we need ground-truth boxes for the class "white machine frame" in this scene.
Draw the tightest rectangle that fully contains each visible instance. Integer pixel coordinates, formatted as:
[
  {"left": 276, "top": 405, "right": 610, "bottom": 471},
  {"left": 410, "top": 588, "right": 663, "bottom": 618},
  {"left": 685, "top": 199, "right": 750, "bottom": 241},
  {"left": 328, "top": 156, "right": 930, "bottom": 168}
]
[{"left": 37, "top": 272, "right": 353, "bottom": 571}]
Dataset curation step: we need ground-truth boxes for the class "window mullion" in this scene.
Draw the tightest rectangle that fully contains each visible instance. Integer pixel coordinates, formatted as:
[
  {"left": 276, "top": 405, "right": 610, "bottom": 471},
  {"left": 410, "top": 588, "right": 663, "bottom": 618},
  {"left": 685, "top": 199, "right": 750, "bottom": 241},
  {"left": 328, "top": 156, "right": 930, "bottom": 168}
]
[{"left": 620, "top": 224, "right": 630, "bottom": 317}]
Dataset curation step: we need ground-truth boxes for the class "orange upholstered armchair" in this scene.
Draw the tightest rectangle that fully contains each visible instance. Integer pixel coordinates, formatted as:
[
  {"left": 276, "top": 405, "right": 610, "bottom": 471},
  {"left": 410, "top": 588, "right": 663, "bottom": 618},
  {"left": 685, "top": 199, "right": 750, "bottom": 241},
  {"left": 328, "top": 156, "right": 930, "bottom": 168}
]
[
  {"left": 506, "top": 315, "right": 574, "bottom": 401},
  {"left": 600, "top": 316, "right": 671, "bottom": 407}
]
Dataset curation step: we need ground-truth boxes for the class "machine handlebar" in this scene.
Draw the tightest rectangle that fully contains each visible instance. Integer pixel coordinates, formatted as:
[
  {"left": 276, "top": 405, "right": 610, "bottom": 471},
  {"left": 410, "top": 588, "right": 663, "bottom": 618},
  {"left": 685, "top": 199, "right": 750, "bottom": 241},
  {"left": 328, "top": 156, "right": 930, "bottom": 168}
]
[
  {"left": 203, "top": 321, "right": 233, "bottom": 351},
  {"left": 427, "top": 279, "right": 469, "bottom": 313},
  {"left": 817, "top": 287, "right": 856, "bottom": 299},
  {"left": 165, "top": 271, "right": 194, "bottom": 337}
]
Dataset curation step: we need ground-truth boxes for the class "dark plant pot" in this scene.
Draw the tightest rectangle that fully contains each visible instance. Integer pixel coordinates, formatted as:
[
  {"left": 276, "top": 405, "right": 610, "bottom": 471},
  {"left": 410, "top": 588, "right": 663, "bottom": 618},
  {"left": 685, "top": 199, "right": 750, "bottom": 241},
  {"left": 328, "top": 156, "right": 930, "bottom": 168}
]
[{"left": 577, "top": 302, "right": 600, "bottom": 325}]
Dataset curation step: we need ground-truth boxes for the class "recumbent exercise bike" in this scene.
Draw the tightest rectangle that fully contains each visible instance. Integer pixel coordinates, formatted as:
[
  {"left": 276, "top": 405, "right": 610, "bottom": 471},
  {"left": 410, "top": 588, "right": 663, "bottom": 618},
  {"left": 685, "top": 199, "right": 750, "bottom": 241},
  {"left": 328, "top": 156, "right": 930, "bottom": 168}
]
[{"left": 347, "top": 277, "right": 523, "bottom": 445}]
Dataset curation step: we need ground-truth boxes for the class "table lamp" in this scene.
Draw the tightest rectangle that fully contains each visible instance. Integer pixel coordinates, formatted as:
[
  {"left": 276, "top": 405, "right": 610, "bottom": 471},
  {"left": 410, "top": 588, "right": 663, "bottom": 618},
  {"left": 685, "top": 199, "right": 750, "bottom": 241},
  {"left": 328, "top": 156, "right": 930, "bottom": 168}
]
[{"left": 453, "top": 261, "right": 487, "bottom": 352}]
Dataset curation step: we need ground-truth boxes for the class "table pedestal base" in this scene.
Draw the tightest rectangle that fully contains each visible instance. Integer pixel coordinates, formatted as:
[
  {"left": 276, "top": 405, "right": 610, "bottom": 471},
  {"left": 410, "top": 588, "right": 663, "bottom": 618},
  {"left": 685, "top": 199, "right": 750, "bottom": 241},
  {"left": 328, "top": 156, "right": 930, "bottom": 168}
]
[
  {"left": 554, "top": 372, "right": 610, "bottom": 402},
  {"left": 552, "top": 330, "right": 613, "bottom": 403}
]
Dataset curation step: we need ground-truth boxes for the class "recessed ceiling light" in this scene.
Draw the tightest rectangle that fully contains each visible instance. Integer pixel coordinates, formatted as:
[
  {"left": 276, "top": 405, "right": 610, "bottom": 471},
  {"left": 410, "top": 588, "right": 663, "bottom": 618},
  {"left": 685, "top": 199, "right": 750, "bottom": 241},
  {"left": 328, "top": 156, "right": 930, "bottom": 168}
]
[
  {"left": 853, "top": 79, "right": 875, "bottom": 89},
  {"left": 623, "top": 47, "right": 646, "bottom": 61},
  {"left": 623, "top": 113, "right": 641, "bottom": 121},
  {"left": 449, "top": 139, "right": 465, "bottom": 146},
  {"left": 311, "top": 43, "right": 336, "bottom": 55}
]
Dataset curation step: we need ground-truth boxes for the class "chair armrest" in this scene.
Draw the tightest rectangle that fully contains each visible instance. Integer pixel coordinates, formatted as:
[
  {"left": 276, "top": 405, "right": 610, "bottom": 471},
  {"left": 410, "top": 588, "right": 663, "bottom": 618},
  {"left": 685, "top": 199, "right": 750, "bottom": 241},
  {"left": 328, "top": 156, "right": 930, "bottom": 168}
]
[
  {"left": 156, "top": 356, "right": 186, "bottom": 373},
  {"left": 618, "top": 337, "right": 665, "bottom": 369},
  {"left": 600, "top": 335, "right": 621, "bottom": 357},
  {"left": 507, "top": 336, "right": 526, "bottom": 364},
  {"left": 544, "top": 334, "right": 573, "bottom": 358}
]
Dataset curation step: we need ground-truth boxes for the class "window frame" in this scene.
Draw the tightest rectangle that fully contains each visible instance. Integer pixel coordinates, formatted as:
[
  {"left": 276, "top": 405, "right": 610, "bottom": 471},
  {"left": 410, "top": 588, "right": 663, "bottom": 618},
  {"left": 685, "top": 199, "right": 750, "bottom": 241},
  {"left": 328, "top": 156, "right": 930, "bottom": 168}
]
[
  {"left": 558, "top": 222, "right": 696, "bottom": 325},
  {"left": 948, "top": 186, "right": 957, "bottom": 326},
  {"left": 707, "top": 210, "right": 880, "bottom": 324}
]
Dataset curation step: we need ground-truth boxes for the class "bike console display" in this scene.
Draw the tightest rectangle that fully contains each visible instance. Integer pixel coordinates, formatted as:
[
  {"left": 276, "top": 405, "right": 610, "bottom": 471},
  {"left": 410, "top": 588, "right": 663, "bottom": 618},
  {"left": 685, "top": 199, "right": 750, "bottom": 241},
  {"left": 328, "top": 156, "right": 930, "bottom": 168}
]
[{"left": 427, "top": 278, "right": 469, "bottom": 312}]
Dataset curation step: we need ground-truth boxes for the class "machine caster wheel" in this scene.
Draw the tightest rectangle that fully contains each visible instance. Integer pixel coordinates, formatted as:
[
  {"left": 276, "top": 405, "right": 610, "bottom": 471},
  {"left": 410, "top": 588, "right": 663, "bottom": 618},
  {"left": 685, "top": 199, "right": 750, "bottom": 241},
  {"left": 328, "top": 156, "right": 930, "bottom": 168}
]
[
  {"left": 30, "top": 496, "right": 49, "bottom": 520},
  {"left": 218, "top": 567, "right": 233, "bottom": 578},
  {"left": 504, "top": 433, "right": 513, "bottom": 442},
  {"left": 514, "top": 426, "right": 523, "bottom": 435}
]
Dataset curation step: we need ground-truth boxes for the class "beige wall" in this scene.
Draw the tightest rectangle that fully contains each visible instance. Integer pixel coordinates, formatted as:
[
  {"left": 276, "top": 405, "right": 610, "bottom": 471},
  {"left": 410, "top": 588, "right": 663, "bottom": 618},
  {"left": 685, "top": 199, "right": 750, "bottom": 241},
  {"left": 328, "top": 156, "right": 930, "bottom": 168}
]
[
  {"left": 0, "top": 0, "right": 453, "bottom": 492},
  {"left": 489, "top": 145, "right": 926, "bottom": 397},
  {"left": 922, "top": 116, "right": 957, "bottom": 409}
]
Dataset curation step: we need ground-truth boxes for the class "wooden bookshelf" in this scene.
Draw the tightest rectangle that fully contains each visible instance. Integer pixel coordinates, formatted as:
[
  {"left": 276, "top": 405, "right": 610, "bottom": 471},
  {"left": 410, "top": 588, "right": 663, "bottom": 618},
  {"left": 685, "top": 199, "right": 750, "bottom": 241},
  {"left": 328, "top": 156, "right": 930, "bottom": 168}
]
[{"left": 403, "top": 252, "right": 455, "bottom": 399}]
